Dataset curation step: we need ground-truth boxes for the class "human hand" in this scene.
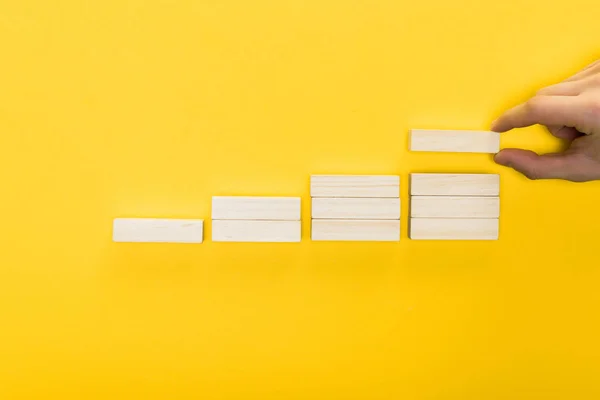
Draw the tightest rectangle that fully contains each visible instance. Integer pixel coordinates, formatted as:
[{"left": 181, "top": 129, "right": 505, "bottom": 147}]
[{"left": 491, "top": 60, "right": 600, "bottom": 182}]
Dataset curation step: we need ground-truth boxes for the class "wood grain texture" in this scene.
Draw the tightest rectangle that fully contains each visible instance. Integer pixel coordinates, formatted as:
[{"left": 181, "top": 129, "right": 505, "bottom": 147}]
[
  {"left": 410, "top": 218, "right": 499, "bottom": 240},
  {"left": 410, "top": 129, "right": 500, "bottom": 153},
  {"left": 211, "top": 196, "right": 301, "bottom": 220},
  {"left": 211, "top": 220, "right": 301, "bottom": 242},
  {"left": 310, "top": 175, "right": 400, "bottom": 198},
  {"left": 410, "top": 173, "right": 499, "bottom": 196},
  {"left": 410, "top": 196, "right": 500, "bottom": 218},
  {"left": 113, "top": 218, "right": 204, "bottom": 243},
  {"left": 312, "top": 197, "right": 400, "bottom": 220},
  {"left": 311, "top": 219, "right": 400, "bottom": 241}
]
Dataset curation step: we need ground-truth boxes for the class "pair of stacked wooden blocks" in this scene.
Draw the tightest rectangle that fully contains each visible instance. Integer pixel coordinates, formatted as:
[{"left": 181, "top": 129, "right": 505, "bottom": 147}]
[
  {"left": 310, "top": 175, "right": 401, "bottom": 241},
  {"left": 211, "top": 196, "right": 301, "bottom": 242}
]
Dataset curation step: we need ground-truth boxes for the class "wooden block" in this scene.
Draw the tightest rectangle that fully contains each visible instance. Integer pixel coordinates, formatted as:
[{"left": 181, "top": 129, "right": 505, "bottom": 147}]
[
  {"left": 410, "top": 173, "right": 499, "bottom": 196},
  {"left": 312, "top": 197, "right": 400, "bottom": 220},
  {"left": 411, "top": 196, "right": 499, "bottom": 218},
  {"left": 212, "top": 196, "right": 300, "bottom": 220},
  {"left": 410, "top": 129, "right": 500, "bottom": 153},
  {"left": 311, "top": 219, "right": 400, "bottom": 241},
  {"left": 113, "top": 218, "right": 204, "bottom": 243},
  {"left": 310, "top": 175, "right": 400, "bottom": 198},
  {"left": 212, "top": 220, "right": 301, "bottom": 242},
  {"left": 410, "top": 218, "right": 498, "bottom": 240}
]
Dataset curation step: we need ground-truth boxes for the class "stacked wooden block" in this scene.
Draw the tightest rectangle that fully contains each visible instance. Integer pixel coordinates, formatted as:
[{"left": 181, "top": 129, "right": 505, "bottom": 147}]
[
  {"left": 409, "top": 173, "right": 500, "bottom": 240},
  {"left": 310, "top": 175, "right": 400, "bottom": 241},
  {"left": 211, "top": 196, "right": 301, "bottom": 242}
]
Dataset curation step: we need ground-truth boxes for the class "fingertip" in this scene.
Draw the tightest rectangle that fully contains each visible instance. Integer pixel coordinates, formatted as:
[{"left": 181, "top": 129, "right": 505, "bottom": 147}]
[
  {"left": 494, "top": 148, "right": 536, "bottom": 168},
  {"left": 490, "top": 119, "right": 499, "bottom": 131},
  {"left": 490, "top": 119, "right": 509, "bottom": 133},
  {"left": 493, "top": 149, "right": 511, "bottom": 167}
]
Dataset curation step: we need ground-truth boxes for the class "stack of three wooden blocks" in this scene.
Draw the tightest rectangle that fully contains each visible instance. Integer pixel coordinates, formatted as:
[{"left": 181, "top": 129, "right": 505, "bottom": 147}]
[{"left": 310, "top": 175, "right": 401, "bottom": 241}]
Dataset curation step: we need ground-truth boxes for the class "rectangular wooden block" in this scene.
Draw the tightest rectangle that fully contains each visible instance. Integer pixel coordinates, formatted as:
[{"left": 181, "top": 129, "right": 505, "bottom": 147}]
[
  {"left": 212, "top": 196, "right": 301, "bottom": 220},
  {"left": 310, "top": 175, "right": 400, "bottom": 198},
  {"left": 312, "top": 197, "right": 400, "bottom": 220},
  {"left": 410, "top": 173, "right": 499, "bottom": 196},
  {"left": 411, "top": 196, "right": 500, "bottom": 218},
  {"left": 410, "top": 129, "right": 500, "bottom": 153},
  {"left": 311, "top": 219, "right": 400, "bottom": 241},
  {"left": 212, "top": 220, "right": 301, "bottom": 242},
  {"left": 113, "top": 218, "right": 204, "bottom": 243},
  {"left": 410, "top": 218, "right": 499, "bottom": 240}
]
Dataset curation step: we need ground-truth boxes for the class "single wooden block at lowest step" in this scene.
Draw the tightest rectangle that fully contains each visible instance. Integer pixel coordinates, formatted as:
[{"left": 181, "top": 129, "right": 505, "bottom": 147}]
[
  {"left": 410, "top": 173, "right": 499, "bottom": 196},
  {"left": 113, "top": 218, "right": 204, "bottom": 243},
  {"left": 312, "top": 197, "right": 400, "bottom": 220},
  {"left": 410, "top": 129, "right": 500, "bottom": 153},
  {"left": 211, "top": 196, "right": 301, "bottom": 220},
  {"left": 410, "top": 218, "right": 499, "bottom": 240},
  {"left": 410, "top": 196, "right": 499, "bottom": 218},
  {"left": 311, "top": 219, "right": 400, "bottom": 241},
  {"left": 212, "top": 220, "right": 301, "bottom": 242},
  {"left": 310, "top": 175, "right": 400, "bottom": 198}
]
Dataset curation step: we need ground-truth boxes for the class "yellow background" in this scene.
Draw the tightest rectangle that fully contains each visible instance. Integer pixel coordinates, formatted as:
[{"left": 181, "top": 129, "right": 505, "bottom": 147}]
[{"left": 1, "top": 0, "right": 600, "bottom": 398}]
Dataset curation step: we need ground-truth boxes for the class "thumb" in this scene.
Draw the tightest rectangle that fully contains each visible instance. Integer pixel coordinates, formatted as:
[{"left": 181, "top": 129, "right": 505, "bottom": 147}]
[{"left": 494, "top": 149, "right": 576, "bottom": 180}]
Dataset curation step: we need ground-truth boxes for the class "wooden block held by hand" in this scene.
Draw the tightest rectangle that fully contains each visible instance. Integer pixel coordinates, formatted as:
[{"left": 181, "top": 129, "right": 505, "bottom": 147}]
[
  {"left": 410, "top": 173, "right": 499, "bottom": 196},
  {"left": 212, "top": 220, "right": 301, "bottom": 242},
  {"left": 410, "top": 218, "right": 499, "bottom": 240},
  {"left": 311, "top": 219, "right": 400, "bottom": 241},
  {"left": 310, "top": 175, "right": 400, "bottom": 198},
  {"left": 411, "top": 196, "right": 499, "bottom": 218},
  {"left": 212, "top": 196, "right": 301, "bottom": 220},
  {"left": 113, "top": 218, "right": 204, "bottom": 243},
  {"left": 410, "top": 129, "right": 500, "bottom": 153},
  {"left": 312, "top": 197, "right": 400, "bottom": 220}
]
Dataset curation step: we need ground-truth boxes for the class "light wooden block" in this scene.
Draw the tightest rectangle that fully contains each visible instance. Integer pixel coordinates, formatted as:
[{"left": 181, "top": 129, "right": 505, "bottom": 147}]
[
  {"left": 310, "top": 175, "right": 400, "bottom": 198},
  {"left": 410, "top": 173, "right": 499, "bottom": 196},
  {"left": 312, "top": 197, "right": 400, "bottom": 220},
  {"left": 311, "top": 219, "right": 400, "bottom": 241},
  {"left": 410, "top": 129, "right": 500, "bottom": 153},
  {"left": 410, "top": 218, "right": 498, "bottom": 240},
  {"left": 212, "top": 220, "right": 301, "bottom": 242},
  {"left": 212, "top": 196, "right": 300, "bottom": 220},
  {"left": 113, "top": 218, "right": 204, "bottom": 243},
  {"left": 411, "top": 196, "right": 499, "bottom": 218}
]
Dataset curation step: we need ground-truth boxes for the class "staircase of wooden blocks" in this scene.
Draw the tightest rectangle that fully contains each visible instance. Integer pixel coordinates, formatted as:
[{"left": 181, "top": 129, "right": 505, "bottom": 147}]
[{"left": 111, "top": 129, "right": 502, "bottom": 244}]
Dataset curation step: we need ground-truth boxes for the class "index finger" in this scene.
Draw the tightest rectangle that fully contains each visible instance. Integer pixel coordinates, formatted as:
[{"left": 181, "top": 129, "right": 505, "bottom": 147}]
[{"left": 491, "top": 96, "right": 584, "bottom": 133}]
